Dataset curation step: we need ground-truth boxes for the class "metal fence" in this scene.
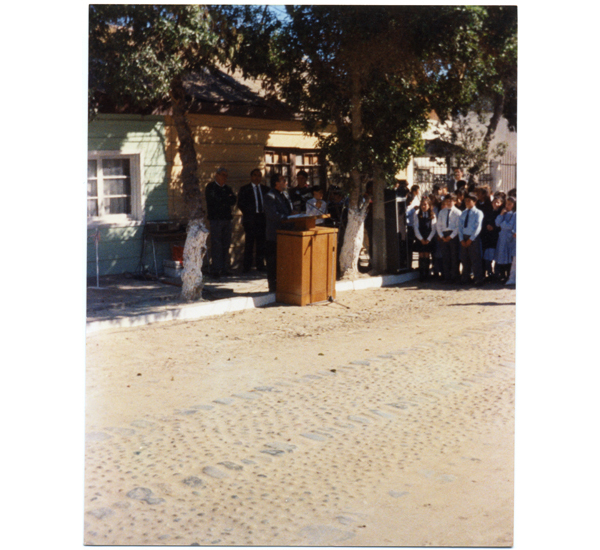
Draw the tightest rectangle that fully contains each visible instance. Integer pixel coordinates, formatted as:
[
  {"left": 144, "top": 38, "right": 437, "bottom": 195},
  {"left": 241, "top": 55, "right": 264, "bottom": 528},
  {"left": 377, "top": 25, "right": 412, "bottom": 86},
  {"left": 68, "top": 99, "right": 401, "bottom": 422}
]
[
  {"left": 494, "top": 151, "right": 517, "bottom": 193},
  {"left": 412, "top": 151, "right": 516, "bottom": 194}
]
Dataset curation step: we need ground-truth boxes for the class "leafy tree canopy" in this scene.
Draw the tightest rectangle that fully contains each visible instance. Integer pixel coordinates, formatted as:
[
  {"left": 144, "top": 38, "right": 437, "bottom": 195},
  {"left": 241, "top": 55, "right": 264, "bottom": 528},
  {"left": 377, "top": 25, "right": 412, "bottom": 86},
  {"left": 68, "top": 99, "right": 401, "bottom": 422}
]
[
  {"left": 239, "top": 5, "right": 497, "bottom": 193},
  {"left": 89, "top": 4, "right": 277, "bottom": 118}
]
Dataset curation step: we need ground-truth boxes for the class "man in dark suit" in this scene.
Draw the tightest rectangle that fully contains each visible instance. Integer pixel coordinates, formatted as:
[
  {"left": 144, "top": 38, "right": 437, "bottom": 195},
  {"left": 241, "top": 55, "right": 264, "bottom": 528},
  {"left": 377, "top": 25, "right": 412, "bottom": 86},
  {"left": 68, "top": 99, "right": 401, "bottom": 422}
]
[
  {"left": 237, "top": 168, "right": 269, "bottom": 272},
  {"left": 264, "top": 172, "right": 295, "bottom": 292},
  {"left": 449, "top": 167, "right": 467, "bottom": 193},
  {"left": 205, "top": 167, "right": 237, "bottom": 278}
]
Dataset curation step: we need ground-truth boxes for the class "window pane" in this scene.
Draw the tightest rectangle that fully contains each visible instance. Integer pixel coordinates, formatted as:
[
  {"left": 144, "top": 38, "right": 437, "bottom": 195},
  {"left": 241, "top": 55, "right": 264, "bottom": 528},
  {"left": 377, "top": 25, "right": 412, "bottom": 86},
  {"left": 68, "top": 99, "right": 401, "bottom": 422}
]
[
  {"left": 87, "top": 199, "right": 98, "bottom": 217},
  {"left": 88, "top": 159, "right": 97, "bottom": 178},
  {"left": 296, "top": 154, "right": 304, "bottom": 165},
  {"left": 106, "top": 196, "right": 131, "bottom": 215},
  {"left": 102, "top": 158, "right": 130, "bottom": 177},
  {"left": 87, "top": 179, "right": 97, "bottom": 197},
  {"left": 104, "top": 177, "right": 131, "bottom": 196}
]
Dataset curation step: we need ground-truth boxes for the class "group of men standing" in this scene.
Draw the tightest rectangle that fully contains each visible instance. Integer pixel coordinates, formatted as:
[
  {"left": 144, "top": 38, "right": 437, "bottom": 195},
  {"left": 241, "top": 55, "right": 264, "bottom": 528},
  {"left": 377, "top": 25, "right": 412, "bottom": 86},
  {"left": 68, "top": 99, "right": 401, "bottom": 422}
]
[
  {"left": 205, "top": 167, "right": 266, "bottom": 279},
  {"left": 205, "top": 167, "right": 314, "bottom": 291}
]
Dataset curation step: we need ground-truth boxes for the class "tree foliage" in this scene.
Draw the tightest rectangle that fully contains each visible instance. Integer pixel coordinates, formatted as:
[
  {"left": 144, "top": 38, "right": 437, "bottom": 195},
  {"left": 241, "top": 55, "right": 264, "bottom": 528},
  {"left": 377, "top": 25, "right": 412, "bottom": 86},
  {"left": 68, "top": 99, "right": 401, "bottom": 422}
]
[
  {"left": 436, "top": 5, "right": 517, "bottom": 178},
  {"left": 88, "top": 4, "right": 256, "bottom": 298},
  {"left": 240, "top": 6, "right": 497, "bottom": 200},
  {"left": 89, "top": 4, "right": 283, "bottom": 118},
  {"left": 90, "top": 5, "right": 217, "bottom": 118}
]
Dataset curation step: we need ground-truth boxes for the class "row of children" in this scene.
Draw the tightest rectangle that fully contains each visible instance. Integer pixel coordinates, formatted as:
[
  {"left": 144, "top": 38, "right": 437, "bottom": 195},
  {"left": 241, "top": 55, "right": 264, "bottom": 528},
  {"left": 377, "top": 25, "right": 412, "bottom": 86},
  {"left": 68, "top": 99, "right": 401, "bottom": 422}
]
[{"left": 407, "top": 184, "right": 517, "bottom": 285}]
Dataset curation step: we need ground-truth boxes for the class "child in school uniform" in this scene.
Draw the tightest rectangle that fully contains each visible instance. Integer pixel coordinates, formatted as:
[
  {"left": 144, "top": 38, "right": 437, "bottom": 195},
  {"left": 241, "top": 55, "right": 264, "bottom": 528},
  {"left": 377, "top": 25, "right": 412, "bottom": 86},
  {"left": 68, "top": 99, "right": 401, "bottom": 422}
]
[
  {"left": 458, "top": 193, "right": 485, "bottom": 285},
  {"left": 436, "top": 193, "right": 461, "bottom": 283},
  {"left": 455, "top": 188, "right": 466, "bottom": 211},
  {"left": 406, "top": 186, "right": 421, "bottom": 270},
  {"left": 428, "top": 194, "right": 443, "bottom": 279},
  {"left": 306, "top": 186, "right": 327, "bottom": 224},
  {"left": 413, "top": 196, "right": 437, "bottom": 281},
  {"left": 484, "top": 194, "right": 505, "bottom": 280},
  {"left": 476, "top": 186, "right": 498, "bottom": 281},
  {"left": 494, "top": 196, "right": 517, "bottom": 282}
]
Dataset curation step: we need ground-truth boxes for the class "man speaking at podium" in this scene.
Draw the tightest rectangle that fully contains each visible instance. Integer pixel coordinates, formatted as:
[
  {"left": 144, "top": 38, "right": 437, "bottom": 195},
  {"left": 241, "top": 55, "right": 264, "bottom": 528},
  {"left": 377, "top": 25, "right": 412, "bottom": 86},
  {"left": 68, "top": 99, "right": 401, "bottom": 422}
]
[{"left": 264, "top": 173, "right": 296, "bottom": 292}]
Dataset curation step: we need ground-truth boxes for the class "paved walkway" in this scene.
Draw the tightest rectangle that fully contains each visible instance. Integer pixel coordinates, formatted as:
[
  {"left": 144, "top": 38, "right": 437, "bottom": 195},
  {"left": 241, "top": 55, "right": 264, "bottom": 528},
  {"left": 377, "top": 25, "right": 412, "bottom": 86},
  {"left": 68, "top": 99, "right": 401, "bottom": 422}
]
[{"left": 86, "top": 271, "right": 419, "bottom": 334}]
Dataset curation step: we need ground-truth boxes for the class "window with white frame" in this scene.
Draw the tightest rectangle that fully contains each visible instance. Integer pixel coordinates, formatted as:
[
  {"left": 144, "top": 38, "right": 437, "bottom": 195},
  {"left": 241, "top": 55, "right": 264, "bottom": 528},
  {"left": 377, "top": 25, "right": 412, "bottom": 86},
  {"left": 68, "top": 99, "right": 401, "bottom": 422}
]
[{"left": 87, "top": 151, "right": 143, "bottom": 222}]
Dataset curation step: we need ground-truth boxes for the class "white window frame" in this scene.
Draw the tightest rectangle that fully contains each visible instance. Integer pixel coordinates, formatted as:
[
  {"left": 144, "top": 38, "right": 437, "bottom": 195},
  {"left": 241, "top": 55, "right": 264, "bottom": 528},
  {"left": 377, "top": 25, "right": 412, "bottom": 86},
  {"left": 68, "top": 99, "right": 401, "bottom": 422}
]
[{"left": 87, "top": 150, "right": 144, "bottom": 227}]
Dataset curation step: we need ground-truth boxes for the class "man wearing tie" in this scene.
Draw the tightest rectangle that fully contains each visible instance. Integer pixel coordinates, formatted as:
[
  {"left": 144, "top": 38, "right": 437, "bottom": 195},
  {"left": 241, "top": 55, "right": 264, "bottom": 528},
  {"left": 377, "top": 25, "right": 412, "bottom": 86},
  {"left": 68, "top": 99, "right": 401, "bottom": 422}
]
[
  {"left": 458, "top": 193, "right": 484, "bottom": 286},
  {"left": 237, "top": 169, "right": 269, "bottom": 273},
  {"left": 436, "top": 193, "right": 461, "bottom": 283}
]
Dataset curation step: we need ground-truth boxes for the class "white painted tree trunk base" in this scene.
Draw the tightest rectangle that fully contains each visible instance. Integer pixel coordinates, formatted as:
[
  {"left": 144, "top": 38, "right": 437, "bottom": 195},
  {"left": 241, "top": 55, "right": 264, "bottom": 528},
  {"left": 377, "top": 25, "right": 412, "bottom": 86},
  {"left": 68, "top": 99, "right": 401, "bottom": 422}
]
[
  {"left": 339, "top": 207, "right": 367, "bottom": 280},
  {"left": 181, "top": 219, "right": 209, "bottom": 302}
]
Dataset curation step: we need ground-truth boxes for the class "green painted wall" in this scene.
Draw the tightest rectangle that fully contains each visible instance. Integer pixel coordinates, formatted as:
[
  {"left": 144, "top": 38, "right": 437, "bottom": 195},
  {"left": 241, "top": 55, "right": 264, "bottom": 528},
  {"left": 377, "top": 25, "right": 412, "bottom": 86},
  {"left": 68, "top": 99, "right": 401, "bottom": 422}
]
[{"left": 87, "top": 114, "right": 172, "bottom": 278}]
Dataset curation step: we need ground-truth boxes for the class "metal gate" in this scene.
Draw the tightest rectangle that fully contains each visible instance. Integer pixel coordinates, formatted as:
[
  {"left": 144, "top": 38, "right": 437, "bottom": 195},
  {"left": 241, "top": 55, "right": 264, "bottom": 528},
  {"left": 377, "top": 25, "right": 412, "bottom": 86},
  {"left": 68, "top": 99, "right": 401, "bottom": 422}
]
[
  {"left": 493, "top": 151, "right": 517, "bottom": 193},
  {"left": 412, "top": 157, "right": 449, "bottom": 195},
  {"left": 413, "top": 152, "right": 516, "bottom": 194}
]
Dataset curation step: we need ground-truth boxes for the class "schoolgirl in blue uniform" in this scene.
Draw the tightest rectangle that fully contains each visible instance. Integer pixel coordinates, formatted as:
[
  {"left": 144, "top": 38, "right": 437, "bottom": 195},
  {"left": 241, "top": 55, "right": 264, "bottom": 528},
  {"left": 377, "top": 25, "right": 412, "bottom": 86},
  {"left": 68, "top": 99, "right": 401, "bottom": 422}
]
[{"left": 494, "top": 196, "right": 517, "bottom": 282}]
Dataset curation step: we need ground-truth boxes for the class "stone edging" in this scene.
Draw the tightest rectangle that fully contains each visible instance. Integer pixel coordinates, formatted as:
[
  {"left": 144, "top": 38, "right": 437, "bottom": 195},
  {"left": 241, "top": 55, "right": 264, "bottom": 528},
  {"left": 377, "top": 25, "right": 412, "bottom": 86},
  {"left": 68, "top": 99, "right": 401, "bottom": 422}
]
[{"left": 86, "top": 271, "right": 418, "bottom": 334}]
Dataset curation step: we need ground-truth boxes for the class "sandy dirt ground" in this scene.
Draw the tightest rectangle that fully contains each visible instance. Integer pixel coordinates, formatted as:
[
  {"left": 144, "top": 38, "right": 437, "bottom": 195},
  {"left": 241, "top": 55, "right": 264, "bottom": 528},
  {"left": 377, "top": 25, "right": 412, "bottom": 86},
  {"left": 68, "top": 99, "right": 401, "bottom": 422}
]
[{"left": 84, "top": 282, "right": 515, "bottom": 546}]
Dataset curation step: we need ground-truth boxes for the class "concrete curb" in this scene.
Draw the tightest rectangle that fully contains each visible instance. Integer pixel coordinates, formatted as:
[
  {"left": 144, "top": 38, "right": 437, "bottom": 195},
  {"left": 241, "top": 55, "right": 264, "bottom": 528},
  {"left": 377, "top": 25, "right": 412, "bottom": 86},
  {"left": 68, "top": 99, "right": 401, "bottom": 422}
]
[
  {"left": 335, "top": 271, "right": 418, "bottom": 292},
  {"left": 86, "top": 271, "right": 418, "bottom": 335}
]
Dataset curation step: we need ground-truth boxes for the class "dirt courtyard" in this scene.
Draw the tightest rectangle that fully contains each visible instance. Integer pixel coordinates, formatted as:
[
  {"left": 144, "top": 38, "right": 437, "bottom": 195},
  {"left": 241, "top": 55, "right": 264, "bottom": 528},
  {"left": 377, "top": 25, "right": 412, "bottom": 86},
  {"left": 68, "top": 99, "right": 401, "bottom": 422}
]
[{"left": 84, "top": 282, "right": 515, "bottom": 546}]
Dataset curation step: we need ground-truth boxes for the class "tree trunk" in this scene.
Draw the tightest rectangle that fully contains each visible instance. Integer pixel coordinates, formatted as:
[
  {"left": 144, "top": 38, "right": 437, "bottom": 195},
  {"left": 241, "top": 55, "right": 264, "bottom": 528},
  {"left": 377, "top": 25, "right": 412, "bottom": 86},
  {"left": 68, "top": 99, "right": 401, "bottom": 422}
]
[
  {"left": 339, "top": 205, "right": 368, "bottom": 279},
  {"left": 339, "top": 67, "right": 366, "bottom": 279},
  {"left": 181, "top": 218, "right": 209, "bottom": 301},
  {"left": 370, "top": 163, "right": 387, "bottom": 274},
  {"left": 347, "top": 68, "right": 364, "bottom": 210},
  {"left": 470, "top": 93, "right": 505, "bottom": 178},
  {"left": 170, "top": 76, "right": 209, "bottom": 301}
]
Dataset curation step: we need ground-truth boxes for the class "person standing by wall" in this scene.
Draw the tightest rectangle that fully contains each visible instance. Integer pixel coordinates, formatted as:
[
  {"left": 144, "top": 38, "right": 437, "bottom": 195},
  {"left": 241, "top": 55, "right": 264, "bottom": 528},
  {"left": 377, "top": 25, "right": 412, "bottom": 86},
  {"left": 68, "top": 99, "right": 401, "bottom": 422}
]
[
  {"left": 205, "top": 167, "right": 237, "bottom": 279},
  {"left": 237, "top": 168, "right": 269, "bottom": 273}
]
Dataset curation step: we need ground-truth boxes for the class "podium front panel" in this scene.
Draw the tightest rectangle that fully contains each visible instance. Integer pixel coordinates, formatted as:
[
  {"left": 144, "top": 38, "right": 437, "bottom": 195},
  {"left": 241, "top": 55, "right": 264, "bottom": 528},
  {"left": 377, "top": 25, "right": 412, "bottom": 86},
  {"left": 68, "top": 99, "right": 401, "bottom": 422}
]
[{"left": 276, "top": 227, "right": 337, "bottom": 306}]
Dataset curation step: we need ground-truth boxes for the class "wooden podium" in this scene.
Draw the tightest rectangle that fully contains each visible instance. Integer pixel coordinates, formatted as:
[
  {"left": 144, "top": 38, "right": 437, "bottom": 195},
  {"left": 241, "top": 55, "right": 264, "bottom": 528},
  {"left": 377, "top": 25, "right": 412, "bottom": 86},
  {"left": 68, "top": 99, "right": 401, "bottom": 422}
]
[{"left": 276, "top": 217, "right": 338, "bottom": 306}]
